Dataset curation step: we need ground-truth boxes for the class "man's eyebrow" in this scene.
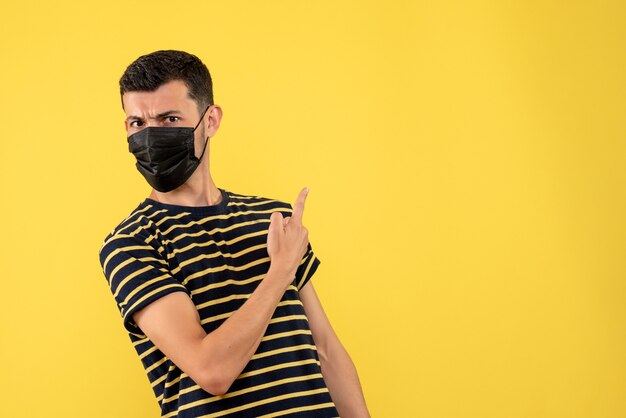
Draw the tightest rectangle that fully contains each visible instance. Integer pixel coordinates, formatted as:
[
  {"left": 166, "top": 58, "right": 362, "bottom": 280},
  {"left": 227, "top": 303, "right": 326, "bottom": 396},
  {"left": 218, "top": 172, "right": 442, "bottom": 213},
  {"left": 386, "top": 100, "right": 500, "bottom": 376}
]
[{"left": 125, "top": 110, "right": 183, "bottom": 122}]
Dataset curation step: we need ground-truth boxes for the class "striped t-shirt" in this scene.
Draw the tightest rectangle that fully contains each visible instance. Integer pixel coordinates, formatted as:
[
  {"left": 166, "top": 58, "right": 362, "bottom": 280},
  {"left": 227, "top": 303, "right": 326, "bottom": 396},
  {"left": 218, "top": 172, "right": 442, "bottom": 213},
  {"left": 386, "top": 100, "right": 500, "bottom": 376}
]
[{"left": 98, "top": 187, "right": 339, "bottom": 417}]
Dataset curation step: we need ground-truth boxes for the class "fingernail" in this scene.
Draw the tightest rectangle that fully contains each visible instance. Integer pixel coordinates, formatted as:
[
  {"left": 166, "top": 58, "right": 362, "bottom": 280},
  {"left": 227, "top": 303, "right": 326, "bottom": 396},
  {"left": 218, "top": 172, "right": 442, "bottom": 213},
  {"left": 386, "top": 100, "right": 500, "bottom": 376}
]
[{"left": 305, "top": 187, "right": 310, "bottom": 194}]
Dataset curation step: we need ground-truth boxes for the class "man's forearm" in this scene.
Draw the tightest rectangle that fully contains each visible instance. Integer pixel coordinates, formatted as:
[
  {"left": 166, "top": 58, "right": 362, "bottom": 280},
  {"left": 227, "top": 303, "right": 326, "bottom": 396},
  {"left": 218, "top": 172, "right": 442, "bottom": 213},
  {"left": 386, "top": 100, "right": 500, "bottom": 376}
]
[
  {"left": 320, "top": 339, "right": 371, "bottom": 417},
  {"left": 200, "top": 264, "right": 292, "bottom": 393}
]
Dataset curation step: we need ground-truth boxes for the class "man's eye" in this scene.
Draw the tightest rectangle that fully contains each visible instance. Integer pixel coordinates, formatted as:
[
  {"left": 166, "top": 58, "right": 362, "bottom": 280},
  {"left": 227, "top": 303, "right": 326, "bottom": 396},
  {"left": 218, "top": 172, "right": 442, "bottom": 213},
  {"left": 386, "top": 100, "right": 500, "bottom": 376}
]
[
  {"left": 166, "top": 116, "right": 180, "bottom": 123},
  {"left": 130, "top": 120, "right": 143, "bottom": 127}
]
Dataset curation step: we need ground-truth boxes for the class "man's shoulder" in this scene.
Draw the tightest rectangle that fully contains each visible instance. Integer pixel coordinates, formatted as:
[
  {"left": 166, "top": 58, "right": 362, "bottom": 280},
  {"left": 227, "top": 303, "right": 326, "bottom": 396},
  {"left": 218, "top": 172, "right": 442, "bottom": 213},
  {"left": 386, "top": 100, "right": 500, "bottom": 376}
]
[
  {"left": 226, "top": 188, "right": 293, "bottom": 212},
  {"left": 98, "top": 200, "right": 157, "bottom": 260}
]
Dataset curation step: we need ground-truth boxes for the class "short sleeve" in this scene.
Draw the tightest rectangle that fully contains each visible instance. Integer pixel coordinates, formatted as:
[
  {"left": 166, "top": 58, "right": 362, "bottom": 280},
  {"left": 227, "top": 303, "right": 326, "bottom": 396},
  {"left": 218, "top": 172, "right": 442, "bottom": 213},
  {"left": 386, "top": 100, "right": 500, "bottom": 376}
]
[
  {"left": 98, "top": 230, "right": 190, "bottom": 338},
  {"left": 294, "top": 241, "right": 321, "bottom": 291}
]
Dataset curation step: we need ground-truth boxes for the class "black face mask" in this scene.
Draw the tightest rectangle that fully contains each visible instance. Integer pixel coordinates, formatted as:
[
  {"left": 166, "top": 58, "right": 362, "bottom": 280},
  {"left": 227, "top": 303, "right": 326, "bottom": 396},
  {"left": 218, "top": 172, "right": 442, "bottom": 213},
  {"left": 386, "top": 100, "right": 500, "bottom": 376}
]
[{"left": 127, "top": 105, "right": 211, "bottom": 193}]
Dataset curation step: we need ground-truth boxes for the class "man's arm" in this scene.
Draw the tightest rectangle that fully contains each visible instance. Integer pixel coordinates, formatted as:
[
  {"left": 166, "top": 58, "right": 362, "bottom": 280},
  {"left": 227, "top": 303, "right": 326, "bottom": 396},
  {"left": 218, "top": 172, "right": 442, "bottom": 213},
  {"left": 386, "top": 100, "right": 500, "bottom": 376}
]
[
  {"left": 299, "top": 281, "right": 371, "bottom": 418},
  {"left": 132, "top": 187, "right": 311, "bottom": 396},
  {"left": 133, "top": 264, "right": 294, "bottom": 396}
]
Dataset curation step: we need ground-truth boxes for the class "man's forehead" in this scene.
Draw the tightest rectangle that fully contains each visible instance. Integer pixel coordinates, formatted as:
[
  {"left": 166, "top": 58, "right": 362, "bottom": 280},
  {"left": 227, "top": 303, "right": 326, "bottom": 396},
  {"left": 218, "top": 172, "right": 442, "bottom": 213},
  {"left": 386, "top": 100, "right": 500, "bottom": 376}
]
[{"left": 122, "top": 80, "right": 194, "bottom": 116}]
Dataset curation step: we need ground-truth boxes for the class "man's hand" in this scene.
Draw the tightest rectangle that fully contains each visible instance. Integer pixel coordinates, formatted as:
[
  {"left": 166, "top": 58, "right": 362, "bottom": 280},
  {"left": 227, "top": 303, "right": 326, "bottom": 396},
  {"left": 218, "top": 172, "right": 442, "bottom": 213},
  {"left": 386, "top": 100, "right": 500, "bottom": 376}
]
[{"left": 267, "top": 187, "right": 310, "bottom": 285}]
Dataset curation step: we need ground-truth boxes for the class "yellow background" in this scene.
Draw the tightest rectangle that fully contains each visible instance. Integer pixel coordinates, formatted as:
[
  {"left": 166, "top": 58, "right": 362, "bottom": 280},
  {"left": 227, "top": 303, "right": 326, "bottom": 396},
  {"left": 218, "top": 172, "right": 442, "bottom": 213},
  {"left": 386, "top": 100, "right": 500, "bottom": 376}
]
[{"left": 1, "top": 1, "right": 625, "bottom": 417}]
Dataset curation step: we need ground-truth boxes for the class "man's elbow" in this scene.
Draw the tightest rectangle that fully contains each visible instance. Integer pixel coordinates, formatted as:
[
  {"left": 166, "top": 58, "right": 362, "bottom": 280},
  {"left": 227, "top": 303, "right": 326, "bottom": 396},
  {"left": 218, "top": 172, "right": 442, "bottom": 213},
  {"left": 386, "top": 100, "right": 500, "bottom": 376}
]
[
  {"left": 196, "top": 357, "right": 238, "bottom": 396},
  {"left": 194, "top": 336, "right": 239, "bottom": 396},
  {"left": 198, "top": 368, "right": 230, "bottom": 396}
]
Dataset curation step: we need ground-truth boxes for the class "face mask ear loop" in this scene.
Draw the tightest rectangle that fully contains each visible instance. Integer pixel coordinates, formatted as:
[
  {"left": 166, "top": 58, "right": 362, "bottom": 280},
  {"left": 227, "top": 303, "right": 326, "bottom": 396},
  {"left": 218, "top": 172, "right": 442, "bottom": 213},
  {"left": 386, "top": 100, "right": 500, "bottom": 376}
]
[
  {"left": 193, "top": 104, "right": 211, "bottom": 162},
  {"left": 197, "top": 135, "right": 210, "bottom": 162},
  {"left": 194, "top": 104, "right": 211, "bottom": 131}
]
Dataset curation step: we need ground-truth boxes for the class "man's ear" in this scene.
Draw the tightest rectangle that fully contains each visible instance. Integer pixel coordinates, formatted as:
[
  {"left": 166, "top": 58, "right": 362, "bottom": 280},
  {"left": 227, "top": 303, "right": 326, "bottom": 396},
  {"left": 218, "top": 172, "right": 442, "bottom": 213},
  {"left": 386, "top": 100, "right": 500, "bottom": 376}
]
[{"left": 206, "top": 105, "right": 222, "bottom": 136}]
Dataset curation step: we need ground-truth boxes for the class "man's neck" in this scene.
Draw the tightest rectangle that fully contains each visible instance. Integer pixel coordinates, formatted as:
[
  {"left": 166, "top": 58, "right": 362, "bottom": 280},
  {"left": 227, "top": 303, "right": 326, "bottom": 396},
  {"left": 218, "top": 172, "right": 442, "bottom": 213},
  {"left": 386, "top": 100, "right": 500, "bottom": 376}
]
[{"left": 149, "top": 179, "right": 222, "bottom": 207}]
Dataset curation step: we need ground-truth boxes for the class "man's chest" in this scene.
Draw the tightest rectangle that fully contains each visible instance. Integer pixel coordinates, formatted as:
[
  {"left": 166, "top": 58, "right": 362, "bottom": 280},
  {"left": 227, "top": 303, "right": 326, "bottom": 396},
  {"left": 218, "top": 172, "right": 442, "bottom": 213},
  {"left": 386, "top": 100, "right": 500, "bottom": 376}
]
[{"left": 159, "top": 214, "right": 275, "bottom": 326}]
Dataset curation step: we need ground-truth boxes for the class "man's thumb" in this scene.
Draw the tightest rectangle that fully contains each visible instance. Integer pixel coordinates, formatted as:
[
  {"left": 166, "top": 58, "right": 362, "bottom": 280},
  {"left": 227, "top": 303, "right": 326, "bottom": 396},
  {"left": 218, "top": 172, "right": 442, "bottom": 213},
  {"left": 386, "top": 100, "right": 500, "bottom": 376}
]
[{"left": 269, "top": 211, "right": 284, "bottom": 234}]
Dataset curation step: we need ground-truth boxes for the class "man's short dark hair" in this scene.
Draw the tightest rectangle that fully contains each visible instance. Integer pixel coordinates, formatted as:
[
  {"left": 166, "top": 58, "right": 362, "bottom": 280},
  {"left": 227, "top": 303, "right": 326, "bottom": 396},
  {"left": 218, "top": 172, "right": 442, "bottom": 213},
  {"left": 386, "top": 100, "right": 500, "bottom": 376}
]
[{"left": 119, "top": 49, "right": 214, "bottom": 115}]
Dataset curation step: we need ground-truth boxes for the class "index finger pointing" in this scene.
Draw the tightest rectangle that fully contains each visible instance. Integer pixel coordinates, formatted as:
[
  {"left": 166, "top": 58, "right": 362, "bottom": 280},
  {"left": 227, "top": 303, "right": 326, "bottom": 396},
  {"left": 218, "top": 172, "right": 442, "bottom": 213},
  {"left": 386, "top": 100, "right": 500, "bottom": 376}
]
[{"left": 291, "top": 187, "right": 309, "bottom": 225}]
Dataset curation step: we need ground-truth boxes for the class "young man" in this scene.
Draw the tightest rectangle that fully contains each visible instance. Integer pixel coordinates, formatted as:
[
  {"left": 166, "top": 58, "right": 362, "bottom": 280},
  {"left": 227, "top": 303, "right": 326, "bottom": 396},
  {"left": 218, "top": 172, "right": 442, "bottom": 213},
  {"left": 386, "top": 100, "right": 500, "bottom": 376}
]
[{"left": 98, "top": 50, "right": 370, "bottom": 417}]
